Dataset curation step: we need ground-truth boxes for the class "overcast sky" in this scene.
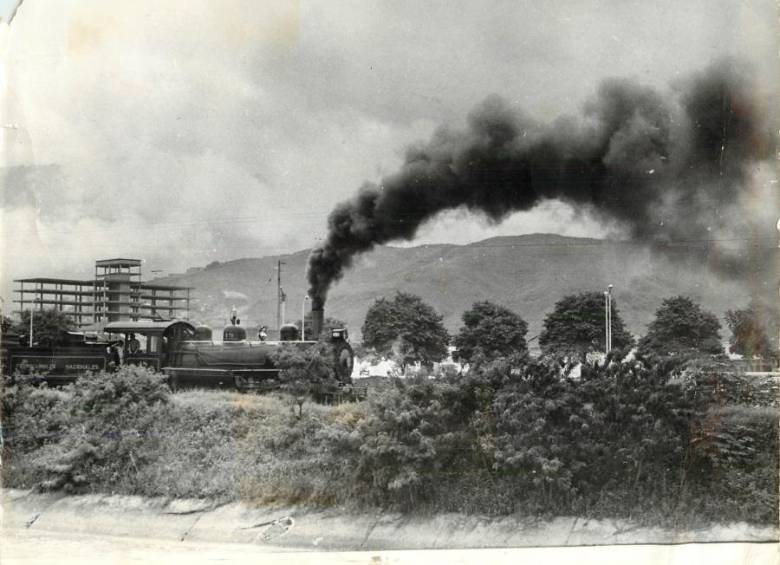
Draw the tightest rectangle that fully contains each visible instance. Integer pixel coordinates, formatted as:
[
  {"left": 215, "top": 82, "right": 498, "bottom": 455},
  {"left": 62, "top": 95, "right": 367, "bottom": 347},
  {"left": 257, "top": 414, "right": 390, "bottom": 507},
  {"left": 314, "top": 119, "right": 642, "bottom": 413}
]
[{"left": 0, "top": 0, "right": 777, "bottom": 302}]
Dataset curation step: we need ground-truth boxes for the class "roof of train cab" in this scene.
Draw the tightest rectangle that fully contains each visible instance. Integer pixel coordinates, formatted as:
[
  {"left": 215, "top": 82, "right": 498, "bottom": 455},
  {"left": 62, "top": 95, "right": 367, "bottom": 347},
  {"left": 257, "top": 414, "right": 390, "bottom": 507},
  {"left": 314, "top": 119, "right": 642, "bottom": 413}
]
[{"left": 103, "top": 320, "right": 197, "bottom": 335}]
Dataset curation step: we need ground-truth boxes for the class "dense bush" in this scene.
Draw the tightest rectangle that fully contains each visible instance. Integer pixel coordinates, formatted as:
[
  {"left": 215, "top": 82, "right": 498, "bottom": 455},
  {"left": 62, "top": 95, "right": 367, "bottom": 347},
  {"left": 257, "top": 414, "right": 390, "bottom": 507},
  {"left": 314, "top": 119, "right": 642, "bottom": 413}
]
[
  {"left": 2, "top": 375, "right": 70, "bottom": 452},
  {"left": 678, "top": 358, "right": 780, "bottom": 407},
  {"left": 269, "top": 342, "right": 342, "bottom": 417},
  {"left": 683, "top": 402, "right": 778, "bottom": 523},
  {"left": 314, "top": 357, "right": 777, "bottom": 522},
  {"left": 2, "top": 356, "right": 776, "bottom": 526},
  {"left": 317, "top": 378, "right": 476, "bottom": 509},
  {"left": 492, "top": 362, "right": 694, "bottom": 516},
  {"left": 32, "top": 366, "right": 170, "bottom": 492}
]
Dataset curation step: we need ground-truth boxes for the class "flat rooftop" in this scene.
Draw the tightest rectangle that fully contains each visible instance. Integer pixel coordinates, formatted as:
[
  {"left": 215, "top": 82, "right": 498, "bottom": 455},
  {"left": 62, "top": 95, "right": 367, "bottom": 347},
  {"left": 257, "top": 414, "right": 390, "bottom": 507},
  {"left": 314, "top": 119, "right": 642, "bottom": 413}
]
[
  {"left": 95, "top": 258, "right": 143, "bottom": 267},
  {"left": 15, "top": 277, "right": 95, "bottom": 285}
]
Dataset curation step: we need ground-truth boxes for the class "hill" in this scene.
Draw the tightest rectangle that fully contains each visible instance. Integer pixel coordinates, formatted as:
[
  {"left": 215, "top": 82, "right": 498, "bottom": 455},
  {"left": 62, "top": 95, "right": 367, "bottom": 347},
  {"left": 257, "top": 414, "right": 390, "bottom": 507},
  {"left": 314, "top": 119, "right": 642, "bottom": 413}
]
[{"left": 155, "top": 234, "right": 755, "bottom": 344}]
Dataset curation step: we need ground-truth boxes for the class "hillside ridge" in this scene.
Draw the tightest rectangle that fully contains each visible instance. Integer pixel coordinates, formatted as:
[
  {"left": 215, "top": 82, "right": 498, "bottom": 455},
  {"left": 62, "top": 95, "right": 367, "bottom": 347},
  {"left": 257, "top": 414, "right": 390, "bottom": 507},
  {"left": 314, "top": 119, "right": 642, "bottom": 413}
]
[{"left": 155, "top": 234, "right": 751, "bottom": 342}]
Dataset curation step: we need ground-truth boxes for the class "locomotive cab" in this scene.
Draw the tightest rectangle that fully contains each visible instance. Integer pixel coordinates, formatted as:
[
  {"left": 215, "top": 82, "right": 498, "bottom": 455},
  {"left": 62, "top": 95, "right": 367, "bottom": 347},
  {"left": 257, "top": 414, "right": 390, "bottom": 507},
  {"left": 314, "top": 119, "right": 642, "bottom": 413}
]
[
  {"left": 330, "top": 328, "right": 348, "bottom": 342},
  {"left": 103, "top": 320, "right": 197, "bottom": 370}
]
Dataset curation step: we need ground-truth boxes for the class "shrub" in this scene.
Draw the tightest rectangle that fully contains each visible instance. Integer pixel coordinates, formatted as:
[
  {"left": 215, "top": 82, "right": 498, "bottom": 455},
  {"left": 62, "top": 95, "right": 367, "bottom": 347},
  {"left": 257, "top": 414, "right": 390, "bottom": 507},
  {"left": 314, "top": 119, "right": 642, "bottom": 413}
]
[
  {"left": 683, "top": 404, "right": 779, "bottom": 523},
  {"left": 492, "top": 360, "right": 694, "bottom": 516},
  {"left": 318, "top": 378, "right": 475, "bottom": 509},
  {"left": 678, "top": 359, "right": 779, "bottom": 407},
  {"left": 34, "top": 365, "right": 170, "bottom": 492},
  {"left": 270, "top": 342, "right": 342, "bottom": 418},
  {"left": 3, "top": 355, "right": 776, "bottom": 524},
  {"left": 1, "top": 375, "right": 71, "bottom": 488},
  {"left": 2, "top": 375, "right": 70, "bottom": 452}
]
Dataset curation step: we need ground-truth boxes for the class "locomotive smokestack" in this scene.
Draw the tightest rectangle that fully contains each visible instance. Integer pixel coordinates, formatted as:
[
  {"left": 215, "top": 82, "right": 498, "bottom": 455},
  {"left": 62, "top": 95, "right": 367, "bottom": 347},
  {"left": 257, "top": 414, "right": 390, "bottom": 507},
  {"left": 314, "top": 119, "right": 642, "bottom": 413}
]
[{"left": 311, "top": 306, "right": 324, "bottom": 340}]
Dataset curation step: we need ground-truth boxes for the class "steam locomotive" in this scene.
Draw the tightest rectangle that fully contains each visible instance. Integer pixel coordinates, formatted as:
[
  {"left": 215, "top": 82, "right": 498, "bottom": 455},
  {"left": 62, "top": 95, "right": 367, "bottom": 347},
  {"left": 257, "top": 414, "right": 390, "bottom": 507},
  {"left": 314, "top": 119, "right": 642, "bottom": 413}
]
[{"left": 1, "top": 307, "right": 355, "bottom": 393}]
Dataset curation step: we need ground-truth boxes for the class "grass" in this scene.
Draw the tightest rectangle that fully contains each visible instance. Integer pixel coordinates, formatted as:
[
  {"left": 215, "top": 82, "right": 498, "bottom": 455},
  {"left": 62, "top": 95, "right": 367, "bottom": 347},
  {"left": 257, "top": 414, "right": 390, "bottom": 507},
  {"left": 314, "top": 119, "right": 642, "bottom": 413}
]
[{"left": 119, "top": 390, "right": 346, "bottom": 501}]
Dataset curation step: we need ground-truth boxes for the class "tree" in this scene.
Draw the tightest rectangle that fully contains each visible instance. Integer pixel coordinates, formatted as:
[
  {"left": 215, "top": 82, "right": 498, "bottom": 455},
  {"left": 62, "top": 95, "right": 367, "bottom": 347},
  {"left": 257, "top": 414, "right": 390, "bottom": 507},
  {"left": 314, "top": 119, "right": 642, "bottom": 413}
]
[
  {"left": 362, "top": 292, "right": 449, "bottom": 372},
  {"left": 14, "top": 309, "right": 76, "bottom": 348},
  {"left": 2, "top": 315, "right": 16, "bottom": 335},
  {"left": 637, "top": 296, "right": 723, "bottom": 359},
  {"left": 270, "top": 342, "right": 340, "bottom": 417},
  {"left": 453, "top": 301, "right": 528, "bottom": 364},
  {"left": 725, "top": 302, "right": 777, "bottom": 360},
  {"left": 539, "top": 292, "right": 634, "bottom": 359}
]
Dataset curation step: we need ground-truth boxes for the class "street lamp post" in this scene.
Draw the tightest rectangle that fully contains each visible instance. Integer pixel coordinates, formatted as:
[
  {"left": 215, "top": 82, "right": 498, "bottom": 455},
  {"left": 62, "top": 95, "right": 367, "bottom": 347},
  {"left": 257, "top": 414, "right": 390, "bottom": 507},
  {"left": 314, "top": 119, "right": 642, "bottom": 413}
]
[
  {"left": 276, "top": 260, "right": 286, "bottom": 332},
  {"left": 604, "top": 291, "right": 609, "bottom": 355},
  {"left": 604, "top": 284, "right": 614, "bottom": 353}
]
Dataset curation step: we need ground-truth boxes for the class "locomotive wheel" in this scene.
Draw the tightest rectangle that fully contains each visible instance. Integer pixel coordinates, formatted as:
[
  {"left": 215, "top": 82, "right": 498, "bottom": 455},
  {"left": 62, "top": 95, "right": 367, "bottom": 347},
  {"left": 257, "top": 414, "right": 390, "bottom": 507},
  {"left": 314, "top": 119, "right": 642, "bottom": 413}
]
[{"left": 234, "top": 374, "right": 248, "bottom": 393}]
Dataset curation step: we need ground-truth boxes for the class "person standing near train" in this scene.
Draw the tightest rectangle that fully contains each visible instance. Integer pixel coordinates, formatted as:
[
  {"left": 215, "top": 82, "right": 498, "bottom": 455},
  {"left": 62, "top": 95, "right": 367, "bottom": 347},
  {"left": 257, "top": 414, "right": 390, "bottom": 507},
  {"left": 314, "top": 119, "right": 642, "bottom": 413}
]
[{"left": 108, "top": 340, "right": 124, "bottom": 371}]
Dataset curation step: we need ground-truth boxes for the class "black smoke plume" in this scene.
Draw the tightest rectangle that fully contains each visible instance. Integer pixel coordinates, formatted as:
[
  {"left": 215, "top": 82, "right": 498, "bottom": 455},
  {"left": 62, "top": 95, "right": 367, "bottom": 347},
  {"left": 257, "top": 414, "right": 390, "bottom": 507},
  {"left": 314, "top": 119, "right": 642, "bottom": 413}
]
[{"left": 308, "top": 60, "right": 776, "bottom": 308}]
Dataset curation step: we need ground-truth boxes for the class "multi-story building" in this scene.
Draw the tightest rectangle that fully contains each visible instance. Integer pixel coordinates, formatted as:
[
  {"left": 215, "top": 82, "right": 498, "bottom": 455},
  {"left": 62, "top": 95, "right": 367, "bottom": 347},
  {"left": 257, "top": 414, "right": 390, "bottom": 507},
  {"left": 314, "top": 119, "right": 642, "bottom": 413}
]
[{"left": 13, "top": 258, "right": 191, "bottom": 328}]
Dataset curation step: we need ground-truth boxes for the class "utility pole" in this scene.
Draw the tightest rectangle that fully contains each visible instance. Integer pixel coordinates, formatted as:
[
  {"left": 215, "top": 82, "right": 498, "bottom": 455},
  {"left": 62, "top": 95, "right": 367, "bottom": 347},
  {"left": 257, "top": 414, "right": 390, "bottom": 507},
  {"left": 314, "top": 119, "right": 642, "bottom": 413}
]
[
  {"left": 276, "top": 260, "right": 286, "bottom": 332},
  {"left": 607, "top": 284, "right": 613, "bottom": 351},
  {"left": 604, "top": 285, "right": 612, "bottom": 353},
  {"left": 777, "top": 220, "right": 780, "bottom": 370},
  {"left": 301, "top": 295, "right": 309, "bottom": 342}
]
